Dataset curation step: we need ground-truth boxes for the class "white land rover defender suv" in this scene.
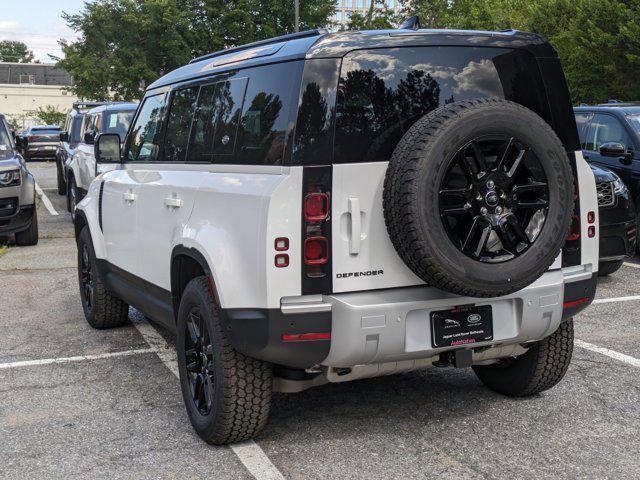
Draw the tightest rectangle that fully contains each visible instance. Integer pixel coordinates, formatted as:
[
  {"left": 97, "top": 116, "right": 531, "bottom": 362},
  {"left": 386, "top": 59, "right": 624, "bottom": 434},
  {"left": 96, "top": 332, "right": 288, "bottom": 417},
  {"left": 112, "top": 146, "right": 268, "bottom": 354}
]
[{"left": 75, "top": 28, "right": 599, "bottom": 445}]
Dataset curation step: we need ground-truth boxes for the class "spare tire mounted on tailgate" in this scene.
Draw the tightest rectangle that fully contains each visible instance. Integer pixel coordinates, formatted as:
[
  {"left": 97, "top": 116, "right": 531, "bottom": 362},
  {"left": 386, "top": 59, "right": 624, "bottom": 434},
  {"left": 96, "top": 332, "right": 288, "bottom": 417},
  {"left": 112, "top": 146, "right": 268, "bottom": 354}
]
[{"left": 383, "top": 98, "right": 574, "bottom": 298}]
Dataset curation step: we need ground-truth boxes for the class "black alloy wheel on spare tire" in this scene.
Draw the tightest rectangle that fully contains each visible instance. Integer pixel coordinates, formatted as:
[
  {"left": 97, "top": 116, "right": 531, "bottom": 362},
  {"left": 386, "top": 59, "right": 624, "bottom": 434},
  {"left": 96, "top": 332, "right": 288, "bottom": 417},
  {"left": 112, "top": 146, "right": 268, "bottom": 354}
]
[{"left": 383, "top": 98, "right": 574, "bottom": 298}]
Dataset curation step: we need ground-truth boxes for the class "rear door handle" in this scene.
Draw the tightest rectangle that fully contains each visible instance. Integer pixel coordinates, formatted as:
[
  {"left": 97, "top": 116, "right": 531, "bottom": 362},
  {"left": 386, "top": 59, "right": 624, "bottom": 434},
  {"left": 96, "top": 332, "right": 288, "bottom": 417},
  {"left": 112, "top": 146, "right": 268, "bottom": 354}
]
[
  {"left": 165, "top": 196, "right": 183, "bottom": 208},
  {"left": 348, "top": 197, "right": 361, "bottom": 255},
  {"left": 123, "top": 191, "right": 136, "bottom": 202}
]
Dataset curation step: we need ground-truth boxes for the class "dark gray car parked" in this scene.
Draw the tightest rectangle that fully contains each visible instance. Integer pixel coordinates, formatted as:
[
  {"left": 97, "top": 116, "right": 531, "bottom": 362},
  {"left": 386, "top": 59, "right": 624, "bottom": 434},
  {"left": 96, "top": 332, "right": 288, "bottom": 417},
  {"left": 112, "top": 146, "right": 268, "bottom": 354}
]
[{"left": 0, "top": 113, "right": 38, "bottom": 245}]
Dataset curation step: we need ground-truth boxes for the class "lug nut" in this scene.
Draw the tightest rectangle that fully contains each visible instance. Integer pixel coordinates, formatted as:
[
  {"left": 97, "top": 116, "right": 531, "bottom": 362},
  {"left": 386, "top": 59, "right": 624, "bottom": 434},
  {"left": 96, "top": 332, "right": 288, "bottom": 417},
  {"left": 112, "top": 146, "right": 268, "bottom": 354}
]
[
  {"left": 487, "top": 180, "right": 495, "bottom": 189},
  {"left": 500, "top": 192, "right": 507, "bottom": 199},
  {"left": 495, "top": 206, "right": 503, "bottom": 214},
  {"left": 476, "top": 194, "right": 483, "bottom": 201},
  {"left": 464, "top": 202, "right": 472, "bottom": 210},
  {"left": 480, "top": 207, "right": 488, "bottom": 216}
]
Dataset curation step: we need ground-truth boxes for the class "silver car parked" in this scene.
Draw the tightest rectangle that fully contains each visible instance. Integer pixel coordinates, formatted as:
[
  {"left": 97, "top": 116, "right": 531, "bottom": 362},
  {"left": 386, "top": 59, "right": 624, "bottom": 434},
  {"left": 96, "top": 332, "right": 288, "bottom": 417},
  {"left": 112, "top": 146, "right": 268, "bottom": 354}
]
[{"left": 0, "top": 113, "right": 38, "bottom": 246}]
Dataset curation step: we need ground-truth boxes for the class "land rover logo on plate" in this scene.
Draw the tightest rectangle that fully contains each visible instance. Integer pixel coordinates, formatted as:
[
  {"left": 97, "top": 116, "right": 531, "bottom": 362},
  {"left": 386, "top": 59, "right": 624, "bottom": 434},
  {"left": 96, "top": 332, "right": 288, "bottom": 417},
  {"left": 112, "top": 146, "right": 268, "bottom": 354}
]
[{"left": 467, "top": 313, "right": 482, "bottom": 324}]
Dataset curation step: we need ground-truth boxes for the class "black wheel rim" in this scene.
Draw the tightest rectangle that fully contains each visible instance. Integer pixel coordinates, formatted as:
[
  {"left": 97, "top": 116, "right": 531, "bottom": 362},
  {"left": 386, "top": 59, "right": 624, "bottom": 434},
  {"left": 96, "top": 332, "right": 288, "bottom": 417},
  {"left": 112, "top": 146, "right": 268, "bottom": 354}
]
[
  {"left": 80, "top": 244, "right": 94, "bottom": 310},
  {"left": 438, "top": 135, "right": 549, "bottom": 263},
  {"left": 184, "top": 308, "right": 215, "bottom": 416}
]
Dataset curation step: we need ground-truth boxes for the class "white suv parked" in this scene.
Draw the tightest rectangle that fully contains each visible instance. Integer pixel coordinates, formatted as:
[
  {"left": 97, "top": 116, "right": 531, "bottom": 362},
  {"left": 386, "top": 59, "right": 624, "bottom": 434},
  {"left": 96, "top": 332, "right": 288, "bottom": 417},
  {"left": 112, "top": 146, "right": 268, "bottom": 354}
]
[{"left": 75, "top": 28, "right": 599, "bottom": 445}]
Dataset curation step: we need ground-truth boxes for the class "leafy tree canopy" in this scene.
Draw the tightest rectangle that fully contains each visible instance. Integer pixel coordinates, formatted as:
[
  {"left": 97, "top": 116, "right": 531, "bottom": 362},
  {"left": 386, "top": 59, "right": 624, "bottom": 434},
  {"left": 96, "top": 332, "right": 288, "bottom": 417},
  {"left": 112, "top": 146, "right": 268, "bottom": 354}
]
[
  {"left": 58, "top": 0, "right": 335, "bottom": 101},
  {"left": 0, "top": 40, "right": 36, "bottom": 63},
  {"left": 33, "top": 105, "right": 67, "bottom": 127}
]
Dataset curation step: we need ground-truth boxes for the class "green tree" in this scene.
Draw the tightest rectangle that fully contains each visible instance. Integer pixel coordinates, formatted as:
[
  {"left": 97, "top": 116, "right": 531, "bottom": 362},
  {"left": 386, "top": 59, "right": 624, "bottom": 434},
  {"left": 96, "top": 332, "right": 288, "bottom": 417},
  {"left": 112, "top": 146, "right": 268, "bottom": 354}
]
[
  {"left": 58, "top": 0, "right": 335, "bottom": 101},
  {"left": 0, "top": 40, "right": 35, "bottom": 63},
  {"left": 346, "top": 1, "right": 404, "bottom": 30},
  {"left": 33, "top": 105, "right": 67, "bottom": 126}
]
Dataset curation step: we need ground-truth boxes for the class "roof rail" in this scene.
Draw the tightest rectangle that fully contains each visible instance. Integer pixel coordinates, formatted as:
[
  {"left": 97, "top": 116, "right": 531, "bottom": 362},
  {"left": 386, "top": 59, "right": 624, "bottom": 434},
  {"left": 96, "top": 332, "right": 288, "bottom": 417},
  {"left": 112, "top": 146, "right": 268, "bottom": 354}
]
[
  {"left": 72, "top": 101, "right": 106, "bottom": 109},
  {"left": 189, "top": 29, "right": 327, "bottom": 65}
]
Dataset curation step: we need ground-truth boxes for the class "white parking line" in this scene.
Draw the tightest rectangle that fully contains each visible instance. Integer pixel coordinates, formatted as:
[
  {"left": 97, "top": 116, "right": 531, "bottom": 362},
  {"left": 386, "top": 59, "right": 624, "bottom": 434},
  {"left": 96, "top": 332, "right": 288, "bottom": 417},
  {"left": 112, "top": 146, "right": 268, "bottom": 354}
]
[
  {"left": 575, "top": 340, "right": 640, "bottom": 368},
  {"left": 593, "top": 295, "right": 640, "bottom": 304},
  {"left": 35, "top": 182, "right": 59, "bottom": 216},
  {"left": 0, "top": 348, "right": 155, "bottom": 370},
  {"left": 623, "top": 262, "right": 640, "bottom": 269},
  {"left": 131, "top": 316, "right": 285, "bottom": 480}
]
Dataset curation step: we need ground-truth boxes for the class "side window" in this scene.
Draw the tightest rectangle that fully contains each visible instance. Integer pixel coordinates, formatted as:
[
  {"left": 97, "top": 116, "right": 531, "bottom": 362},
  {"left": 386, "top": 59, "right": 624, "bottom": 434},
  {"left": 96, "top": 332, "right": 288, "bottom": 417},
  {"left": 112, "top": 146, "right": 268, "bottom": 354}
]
[
  {"left": 236, "top": 62, "right": 298, "bottom": 165},
  {"left": 104, "top": 110, "right": 135, "bottom": 142},
  {"left": 71, "top": 116, "right": 83, "bottom": 143},
  {"left": 585, "top": 113, "right": 633, "bottom": 152},
  {"left": 190, "top": 78, "right": 247, "bottom": 161},
  {"left": 163, "top": 86, "right": 200, "bottom": 162},
  {"left": 127, "top": 93, "right": 168, "bottom": 162},
  {"left": 574, "top": 112, "right": 592, "bottom": 149}
]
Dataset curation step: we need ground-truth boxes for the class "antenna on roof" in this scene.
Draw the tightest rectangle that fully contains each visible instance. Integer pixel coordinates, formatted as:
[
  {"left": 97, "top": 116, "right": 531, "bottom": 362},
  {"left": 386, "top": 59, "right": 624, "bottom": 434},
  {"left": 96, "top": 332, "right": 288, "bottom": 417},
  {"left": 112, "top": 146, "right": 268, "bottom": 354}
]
[{"left": 398, "top": 15, "right": 420, "bottom": 30}]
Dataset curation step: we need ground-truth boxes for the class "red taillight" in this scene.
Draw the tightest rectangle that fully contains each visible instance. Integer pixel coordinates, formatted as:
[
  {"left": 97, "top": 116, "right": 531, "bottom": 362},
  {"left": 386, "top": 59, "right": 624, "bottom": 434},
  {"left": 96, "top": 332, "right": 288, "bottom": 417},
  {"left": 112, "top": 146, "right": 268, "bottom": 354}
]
[
  {"left": 563, "top": 297, "right": 589, "bottom": 309},
  {"left": 275, "top": 254, "right": 289, "bottom": 268},
  {"left": 27, "top": 135, "right": 37, "bottom": 142},
  {"left": 588, "top": 225, "right": 596, "bottom": 238},
  {"left": 304, "top": 193, "right": 329, "bottom": 221},
  {"left": 566, "top": 214, "right": 580, "bottom": 241},
  {"left": 304, "top": 236, "right": 328, "bottom": 265},
  {"left": 282, "top": 332, "right": 331, "bottom": 342},
  {"left": 587, "top": 211, "right": 596, "bottom": 224},
  {"left": 274, "top": 237, "right": 289, "bottom": 251}
]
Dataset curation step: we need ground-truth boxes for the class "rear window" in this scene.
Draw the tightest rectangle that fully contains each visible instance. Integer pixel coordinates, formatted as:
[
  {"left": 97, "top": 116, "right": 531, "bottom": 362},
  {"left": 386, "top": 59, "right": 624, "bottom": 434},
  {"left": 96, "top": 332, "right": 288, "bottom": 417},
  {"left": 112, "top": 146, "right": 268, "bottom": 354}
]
[
  {"left": 31, "top": 128, "right": 60, "bottom": 135},
  {"left": 334, "top": 47, "right": 550, "bottom": 164},
  {"left": 104, "top": 110, "right": 135, "bottom": 141}
]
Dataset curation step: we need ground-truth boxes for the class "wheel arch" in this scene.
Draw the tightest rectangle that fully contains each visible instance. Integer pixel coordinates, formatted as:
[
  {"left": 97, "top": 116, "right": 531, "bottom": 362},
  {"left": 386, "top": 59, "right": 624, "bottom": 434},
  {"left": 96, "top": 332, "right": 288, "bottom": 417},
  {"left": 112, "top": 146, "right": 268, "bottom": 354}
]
[{"left": 170, "top": 245, "right": 220, "bottom": 320}]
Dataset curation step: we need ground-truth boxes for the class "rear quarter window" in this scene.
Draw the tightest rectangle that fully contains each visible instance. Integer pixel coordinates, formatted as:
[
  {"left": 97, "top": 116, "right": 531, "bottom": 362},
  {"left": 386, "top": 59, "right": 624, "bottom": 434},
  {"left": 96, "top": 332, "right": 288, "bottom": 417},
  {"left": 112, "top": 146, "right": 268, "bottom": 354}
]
[{"left": 334, "top": 46, "right": 550, "bottom": 164}]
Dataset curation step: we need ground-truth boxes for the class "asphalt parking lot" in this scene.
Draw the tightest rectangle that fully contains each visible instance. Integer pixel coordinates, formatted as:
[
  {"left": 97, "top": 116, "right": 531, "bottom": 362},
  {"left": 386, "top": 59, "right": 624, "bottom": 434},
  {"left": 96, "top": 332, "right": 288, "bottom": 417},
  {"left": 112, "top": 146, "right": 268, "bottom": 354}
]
[{"left": 1, "top": 161, "right": 639, "bottom": 480}]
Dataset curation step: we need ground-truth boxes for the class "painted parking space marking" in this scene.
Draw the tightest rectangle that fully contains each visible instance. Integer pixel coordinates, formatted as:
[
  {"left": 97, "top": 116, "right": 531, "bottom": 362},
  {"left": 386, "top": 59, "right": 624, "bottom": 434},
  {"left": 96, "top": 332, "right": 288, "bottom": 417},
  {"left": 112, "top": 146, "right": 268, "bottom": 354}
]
[
  {"left": 35, "top": 182, "right": 59, "bottom": 216},
  {"left": 623, "top": 262, "right": 640, "bottom": 269},
  {"left": 575, "top": 340, "right": 640, "bottom": 368},
  {"left": 131, "top": 316, "right": 286, "bottom": 480},
  {"left": 592, "top": 295, "right": 640, "bottom": 305},
  {"left": 0, "top": 348, "right": 155, "bottom": 370}
]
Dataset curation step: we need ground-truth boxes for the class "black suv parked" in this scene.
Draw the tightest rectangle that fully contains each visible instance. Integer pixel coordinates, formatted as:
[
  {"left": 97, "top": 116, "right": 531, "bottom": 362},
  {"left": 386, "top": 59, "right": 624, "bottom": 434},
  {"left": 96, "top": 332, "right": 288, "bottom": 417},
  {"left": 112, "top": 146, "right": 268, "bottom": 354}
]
[
  {"left": 16, "top": 125, "right": 61, "bottom": 161},
  {"left": 588, "top": 163, "right": 636, "bottom": 275},
  {"left": 56, "top": 102, "right": 105, "bottom": 195},
  {"left": 574, "top": 103, "right": 640, "bottom": 245}
]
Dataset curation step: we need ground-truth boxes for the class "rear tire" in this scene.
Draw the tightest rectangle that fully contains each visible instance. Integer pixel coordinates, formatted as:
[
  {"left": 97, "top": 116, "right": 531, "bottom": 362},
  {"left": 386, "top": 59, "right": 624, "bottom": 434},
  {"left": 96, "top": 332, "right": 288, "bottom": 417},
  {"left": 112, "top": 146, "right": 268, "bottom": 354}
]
[
  {"left": 598, "top": 260, "right": 623, "bottom": 277},
  {"left": 77, "top": 226, "right": 129, "bottom": 329},
  {"left": 177, "top": 276, "right": 272, "bottom": 445},
  {"left": 56, "top": 159, "right": 66, "bottom": 195},
  {"left": 473, "top": 319, "right": 574, "bottom": 396},
  {"left": 14, "top": 210, "right": 38, "bottom": 246},
  {"left": 68, "top": 177, "right": 77, "bottom": 219}
]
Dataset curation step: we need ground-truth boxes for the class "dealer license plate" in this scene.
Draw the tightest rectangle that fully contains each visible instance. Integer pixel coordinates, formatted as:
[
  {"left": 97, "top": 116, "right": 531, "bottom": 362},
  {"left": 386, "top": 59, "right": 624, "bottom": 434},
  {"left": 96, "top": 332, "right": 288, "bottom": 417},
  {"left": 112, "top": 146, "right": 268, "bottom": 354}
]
[{"left": 431, "top": 305, "right": 493, "bottom": 348}]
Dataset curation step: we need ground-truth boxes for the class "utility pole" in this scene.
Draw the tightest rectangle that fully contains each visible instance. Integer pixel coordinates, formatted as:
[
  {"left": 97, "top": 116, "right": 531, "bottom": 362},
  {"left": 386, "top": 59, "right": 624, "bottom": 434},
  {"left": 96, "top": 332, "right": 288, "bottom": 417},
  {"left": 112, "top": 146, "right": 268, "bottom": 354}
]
[{"left": 295, "top": 0, "right": 300, "bottom": 32}]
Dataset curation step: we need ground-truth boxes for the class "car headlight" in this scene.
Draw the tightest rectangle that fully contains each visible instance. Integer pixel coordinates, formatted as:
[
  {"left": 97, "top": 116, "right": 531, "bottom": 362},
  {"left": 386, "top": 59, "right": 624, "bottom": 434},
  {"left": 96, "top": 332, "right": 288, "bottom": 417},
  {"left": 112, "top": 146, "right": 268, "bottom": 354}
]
[
  {"left": 611, "top": 173, "right": 627, "bottom": 194},
  {"left": 0, "top": 169, "right": 20, "bottom": 187}
]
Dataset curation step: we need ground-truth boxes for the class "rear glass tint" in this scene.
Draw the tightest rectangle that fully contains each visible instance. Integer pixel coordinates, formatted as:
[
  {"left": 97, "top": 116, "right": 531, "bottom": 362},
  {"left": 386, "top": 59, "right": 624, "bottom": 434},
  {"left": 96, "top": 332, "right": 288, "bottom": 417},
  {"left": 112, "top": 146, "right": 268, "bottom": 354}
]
[
  {"left": 334, "top": 47, "right": 548, "bottom": 164},
  {"left": 31, "top": 129, "right": 60, "bottom": 135}
]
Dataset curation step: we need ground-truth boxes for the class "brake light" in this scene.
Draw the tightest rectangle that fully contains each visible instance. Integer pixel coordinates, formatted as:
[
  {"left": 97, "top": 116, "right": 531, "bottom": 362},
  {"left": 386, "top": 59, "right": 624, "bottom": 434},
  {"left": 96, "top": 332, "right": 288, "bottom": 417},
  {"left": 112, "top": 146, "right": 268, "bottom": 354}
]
[
  {"left": 588, "top": 225, "right": 596, "bottom": 238},
  {"left": 587, "top": 211, "right": 595, "bottom": 224},
  {"left": 304, "top": 237, "right": 328, "bottom": 265},
  {"left": 27, "top": 135, "right": 37, "bottom": 142},
  {"left": 275, "top": 254, "right": 289, "bottom": 268},
  {"left": 282, "top": 332, "right": 331, "bottom": 342},
  {"left": 566, "top": 214, "right": 580, "bottom": 241},
  {"left": 563, "top": 297, "right": 589, "bottom": 309},
  {"left": 301, "top": 167, "right": 332, "bottom": 294},
  {"left": 304, "top": 193, "right": 329, "bottom": 221}
]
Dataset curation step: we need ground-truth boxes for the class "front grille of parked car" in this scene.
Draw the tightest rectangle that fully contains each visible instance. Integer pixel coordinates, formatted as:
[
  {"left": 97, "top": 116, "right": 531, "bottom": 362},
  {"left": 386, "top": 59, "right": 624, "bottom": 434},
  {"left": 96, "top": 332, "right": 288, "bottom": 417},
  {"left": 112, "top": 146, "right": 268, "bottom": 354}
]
[{"left": 596, "top": 182, "right": 615, "bottom": 208}]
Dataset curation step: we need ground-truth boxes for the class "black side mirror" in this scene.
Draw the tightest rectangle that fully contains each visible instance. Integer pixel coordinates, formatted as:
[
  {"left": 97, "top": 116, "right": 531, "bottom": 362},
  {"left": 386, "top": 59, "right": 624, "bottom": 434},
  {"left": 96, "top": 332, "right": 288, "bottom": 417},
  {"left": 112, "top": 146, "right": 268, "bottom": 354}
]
[
  {"left": 600, "top": 142, "right": 626, "bottom": 157},
  {"left": 84, "top": 130, "right": 96, "bottom": 144},
  {"left": 95, "top": 133, "right": 122, "bottom": 166},
  {"left": 60, "top": 131, "right": 69, "bottom": 142}
]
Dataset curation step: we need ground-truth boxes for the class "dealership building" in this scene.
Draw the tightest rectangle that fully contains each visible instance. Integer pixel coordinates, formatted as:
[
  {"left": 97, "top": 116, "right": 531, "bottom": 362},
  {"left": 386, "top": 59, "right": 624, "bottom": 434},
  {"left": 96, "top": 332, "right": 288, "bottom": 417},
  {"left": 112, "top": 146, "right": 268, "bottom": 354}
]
[{"left": 0, "top": 62, "right": 78, "bottom": 129}]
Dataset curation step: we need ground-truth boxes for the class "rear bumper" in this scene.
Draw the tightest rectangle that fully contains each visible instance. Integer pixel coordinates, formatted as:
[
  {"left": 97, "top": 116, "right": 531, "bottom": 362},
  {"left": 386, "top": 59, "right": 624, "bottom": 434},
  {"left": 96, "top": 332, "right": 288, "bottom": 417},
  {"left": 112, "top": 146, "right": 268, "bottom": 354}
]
[{"left": 222, "top": 268, "right": 596, "bottom": 369}]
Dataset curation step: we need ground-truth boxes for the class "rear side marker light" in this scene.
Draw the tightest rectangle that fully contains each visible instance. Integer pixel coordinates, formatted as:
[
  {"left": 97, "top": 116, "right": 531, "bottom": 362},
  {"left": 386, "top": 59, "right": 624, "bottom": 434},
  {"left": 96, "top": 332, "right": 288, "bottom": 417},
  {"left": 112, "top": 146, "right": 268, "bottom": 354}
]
[
  {"left": 275, "top": 254, "right": 289, "bottom": 268},
  {"left": 587, "top": 211, "right": 596, "bottom": 224},
  {"left": 588, "top": 226, "right": 596, "bottom": 238},
  {"left": 275, "top": 237, "right": 289, "bottom": 251},
  {"left": 304, "top": 236, "right": 328, "bottom": 265},
  {"left": 282, "top": 333, "right": 331, "bottom": 342},
  {"left": 563, "top": 297, "right": 590, "bottom": 309},
  {"left": 304, "top": 193, "right": 329, "bottom": 221}
]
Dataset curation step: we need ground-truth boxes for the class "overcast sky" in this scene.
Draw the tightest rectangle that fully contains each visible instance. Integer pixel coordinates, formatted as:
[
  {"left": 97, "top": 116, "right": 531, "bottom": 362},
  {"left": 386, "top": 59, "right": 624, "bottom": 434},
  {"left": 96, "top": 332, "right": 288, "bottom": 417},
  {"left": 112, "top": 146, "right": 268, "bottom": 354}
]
[{"left": 0, "top": 0, "right": 86, "bottom": 63}]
